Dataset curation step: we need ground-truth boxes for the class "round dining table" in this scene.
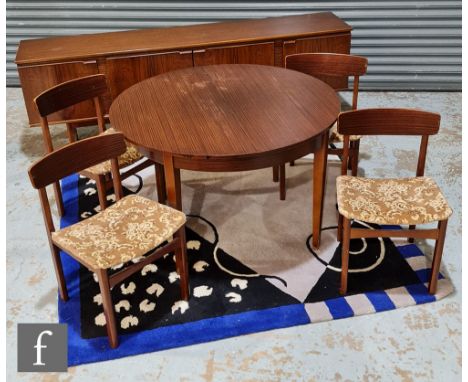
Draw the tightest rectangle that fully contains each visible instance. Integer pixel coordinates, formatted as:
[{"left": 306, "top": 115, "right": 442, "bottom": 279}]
[{"left": 109, "top": 64, "right": 340, "bottom": 248}]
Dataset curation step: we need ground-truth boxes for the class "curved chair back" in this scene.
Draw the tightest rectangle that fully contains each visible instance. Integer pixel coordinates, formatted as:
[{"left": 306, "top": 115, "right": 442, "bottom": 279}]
[
  {"left": 34, "top": 74, "right": 108, "bottom": 117},
  {"left": 34, "top": 74, "right": 108, "bottom": 152},
  {"left": 337, "top": 108, "right": 441, "bottom": 176},
  {"left": 285, "top": 53, "right": 368, "bottom": 109},
  {"left": 28, "top": 133, "right": 126, "bottom": 233}
]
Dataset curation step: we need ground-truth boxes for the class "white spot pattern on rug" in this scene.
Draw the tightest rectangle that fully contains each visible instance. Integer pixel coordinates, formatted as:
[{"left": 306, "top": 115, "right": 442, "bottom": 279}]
[
  {"left": 106, "top": 194, "right": 116, "bottom": 203},
  {"left": 146, "top": 283, "right": 164, "bottom": 297},
  {"left": 231, "top": 278, "right": 248, "bottom": 290},
  {"left": 92, "top": 273, "right": 98, "bottom": 283},
  {"left": 169, "top": 272, "right": 180, "bottom": 283},
  {"left": 171, "top": 300, "right": 189, "bottom": 315},
  {"left": 95, "top": 312, "right": 106, "bottom": 326},
  {"left": 131, "top": 256, "right": 144, "bottom": 264},
  {"left": 225, "top": 292, "right": 242, "bottom": 303},
  {"left": 193, "top": 285, "right": 213, "bottom": 298},
  {"left": 94, "top": 206, "right": 101, "bottom": 213},
  {"left": 120, "top": 282, "right": 136, "bottom": 295},
  {"left": 114, "top": 300, "right": 131, "bottom": 313},
  {"left": 121, "top": 315, "right": 139, "bottom": 329},
  {"left": 93, "top": 293, "right": 102, "bottom": 306},
  {"left": 85, "top": 179, "right": 96, "bottom": 184},
  {"left": 80, "top": 211, "right": 92, "bottom": 219},
  {"left": 141, "top": 264, "right": 158, "bottom": 276},
  {"left": 187, "top": 240, "right": 201, "bottom": 250},
  {"left": 193, "top": 260, "right": 209, "bottom": 272},
  {"left": 84, "top": 188, "right": 96, "bottom": 196},
  {"left": 111, "top": 263, "right": 124, "bottom": 271},
  {"left": 139, "top": 299, "right": 156, "bottom": 313}
]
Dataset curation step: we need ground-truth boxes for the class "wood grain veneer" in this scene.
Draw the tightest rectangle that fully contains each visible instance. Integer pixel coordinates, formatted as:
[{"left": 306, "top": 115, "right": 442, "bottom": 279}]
[
  {"left": 109, "top": 64, "right": 340, "bottom": 161},
  {"left": 15, "top": 12, "right": 351, "bottom": 127},
  {"left": 16, "top": 13, "right": 350, "bottom": 65}
]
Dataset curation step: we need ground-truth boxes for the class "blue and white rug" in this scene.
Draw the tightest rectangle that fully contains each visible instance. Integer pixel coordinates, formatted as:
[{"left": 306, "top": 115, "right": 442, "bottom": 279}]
[{"left": 57, "top": 166, "right": 453, "bottom": 366}]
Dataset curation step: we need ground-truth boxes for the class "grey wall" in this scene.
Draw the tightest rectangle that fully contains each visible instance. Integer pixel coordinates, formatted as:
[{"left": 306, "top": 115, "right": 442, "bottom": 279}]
[{"left": 6, "top": 1, "right": 462, "bottom": 90}]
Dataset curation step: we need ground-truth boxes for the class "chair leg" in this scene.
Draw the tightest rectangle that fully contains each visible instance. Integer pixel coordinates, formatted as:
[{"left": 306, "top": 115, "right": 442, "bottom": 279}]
[
  {"left": 66, "top": 123, "right": 77, "bottom": 143},
  {"left": 272, "top": 166, "right": 279, "bottom": 182},
  {"left": 279, "top": 163, "right": 286, "bottom": 200},
  {"left": 96, "top": 175, "right": 108, "bottom": 211},
  {"left": 290, "top": 160, "right": 295, "bottom": 166},
  {"left": 349, "top": 140, "right": 360, "bottom": 176},
  {"left": 51, "top": 245, "right": 68, "bottom": 301},
  {"left": 408, "top": 225, "right": 416, "bottom": 243},
  {"left": 428, "top": 220, "right": 448, "bottom": 295},
  {"left": 53, "top": 181, "right": 65, "bottom": 217},
  {"left": 339, "top": 217, "right": 351, "bottom": 295},
  {"left": 155, "top": 163, "right": 167, "bottom": 204},
  {"left": 96, "top": 269, "right": 119, "bottom": 348},
  {"left": 337, "top": 213, "right": 343, "bottom": 242},
  {"left": 174, "top": 228, "right": 190, "bottom": 301}
]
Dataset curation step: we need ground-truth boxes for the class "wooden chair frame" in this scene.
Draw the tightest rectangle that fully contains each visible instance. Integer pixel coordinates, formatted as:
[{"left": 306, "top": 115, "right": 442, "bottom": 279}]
[
  {"left": 273, "top": 53, "right": 368, "bottom": 200},
  {"left": 336, "top": 108, "right": 448, "bottom": 296},
  {"left": 34, "top": 74, "right": 166, "bottom": 216},
  {"left": 28, "top": 133, "right": 189, "bottom": 348}
]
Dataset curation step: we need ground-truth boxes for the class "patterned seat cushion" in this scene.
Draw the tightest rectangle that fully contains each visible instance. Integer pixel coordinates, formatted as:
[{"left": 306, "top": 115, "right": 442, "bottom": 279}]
[
  {"left": 52, "top": 195, "right": 186, "bottom": 269},
  {"left": 85, "top": 128, "right": 143, "bottom": 175},
  {"left": 329, "top": 121, "right": 361, "bottom": 143},
  {"left": 336, "top": 176, "right": 452, "bottom": 225},
  {"left": 329, "top": 100, "right": 360, "bottom": 143}
]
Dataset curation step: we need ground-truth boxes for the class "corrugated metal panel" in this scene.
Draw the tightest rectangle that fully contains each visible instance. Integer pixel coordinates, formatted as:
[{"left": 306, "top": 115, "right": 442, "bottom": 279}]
[{"left": 6, "top": 1, "right": 461, "bottom": 90}]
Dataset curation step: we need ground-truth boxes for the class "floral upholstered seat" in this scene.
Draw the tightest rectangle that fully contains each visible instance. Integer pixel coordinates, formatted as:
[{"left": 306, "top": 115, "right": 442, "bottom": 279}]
[
  {"left": 85, "top": 128, "right": 143, "bottom": 175},
  {"left": 336, "top": 176, "right": 452, "bottom": 225},
  {"left": 329, "top": 102, "right": 361, "bottom": 143},
  {"left": 329, "top": 122, "right": 361, "bottom": 143},
  {"left": 52, "top": 195, "right": 186, "bottom": 269}
]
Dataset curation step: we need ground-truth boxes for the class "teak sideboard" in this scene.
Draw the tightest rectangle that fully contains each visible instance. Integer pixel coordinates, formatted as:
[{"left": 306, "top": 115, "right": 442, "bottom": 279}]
[{"left": 15, "top": 12, "right": 351, "bottom": 127}]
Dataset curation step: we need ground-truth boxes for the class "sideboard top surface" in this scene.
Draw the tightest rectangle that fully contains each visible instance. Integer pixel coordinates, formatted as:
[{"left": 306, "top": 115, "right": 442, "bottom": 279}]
[{"left": 15, "top": 12, "right": 351, "bottom": 65}]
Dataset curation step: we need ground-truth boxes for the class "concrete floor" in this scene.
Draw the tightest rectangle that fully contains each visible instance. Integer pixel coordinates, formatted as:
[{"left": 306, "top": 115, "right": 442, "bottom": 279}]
[{"left": 6, "top": 88, "right": 461, "bottom": 381}]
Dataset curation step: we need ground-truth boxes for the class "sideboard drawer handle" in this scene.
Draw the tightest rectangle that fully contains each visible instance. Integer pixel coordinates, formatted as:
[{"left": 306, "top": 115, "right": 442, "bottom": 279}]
[
  {"left": 179, "top": 50, "right": 192, "bottom": 55},
  {"left": 193, "top": 49, "right": 206, "bottom": 54}
]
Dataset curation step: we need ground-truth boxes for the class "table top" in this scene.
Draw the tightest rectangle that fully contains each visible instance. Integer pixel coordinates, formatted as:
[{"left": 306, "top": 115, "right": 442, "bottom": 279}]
[{"left": 109, "top": 64, "right": 339, "bottom": 162}]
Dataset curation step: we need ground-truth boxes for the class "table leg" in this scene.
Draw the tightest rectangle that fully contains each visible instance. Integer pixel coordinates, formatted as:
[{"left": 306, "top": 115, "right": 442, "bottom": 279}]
[
  {"left": 163, "top": 153, "right": 182, "bottom": 210},
  {"left": 312, "top": 131, "right": 329, "bottom": 249}
]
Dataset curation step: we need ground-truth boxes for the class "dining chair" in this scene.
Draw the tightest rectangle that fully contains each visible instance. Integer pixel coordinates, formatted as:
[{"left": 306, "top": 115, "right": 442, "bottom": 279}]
[
  {"left": 28, "top": 132, "right": 189, "bottom": 348},
  {"left": 274, "top": 53, "right": 368, "bottom": 200},
  {"left": 34, "top": 74, "right": 166, "bottom": 216},
  {"left": 336, "top": 108, "right": 452, "bottom": 295}
]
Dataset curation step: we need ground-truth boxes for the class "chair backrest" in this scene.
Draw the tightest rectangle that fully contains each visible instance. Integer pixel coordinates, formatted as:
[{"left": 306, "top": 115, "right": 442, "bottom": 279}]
[
  {"left": 285, "top": 53, "right": 368, "bottom": 109},
  {"left": 34, "top": 74, "right": 109, "bottom": 152},
  {"left": 337, "top": 108, "right": 441, "bottom": 176},
  {"left": 28, "top": 133, "right": 127, "bottom": 233}
]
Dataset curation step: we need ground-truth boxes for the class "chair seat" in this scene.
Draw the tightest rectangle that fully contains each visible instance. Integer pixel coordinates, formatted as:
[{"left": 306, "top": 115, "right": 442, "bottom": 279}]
[
  {"left": 336, "top": 176, "right": 452, "bottom": 225},
  {"left": 85, "top": 128, "right": 143, "bottom": 175},
  {"left": 329, "top": 121, "right": 361, "bottom": 143},
  {"left": 52, "top": 195, "right": 186, "bottom": 269}
]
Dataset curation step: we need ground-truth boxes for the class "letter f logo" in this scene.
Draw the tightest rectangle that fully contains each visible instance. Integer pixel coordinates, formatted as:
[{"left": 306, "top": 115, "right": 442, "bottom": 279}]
[{"left": 33, "top": 330, "right": 53, "bottom": 366}]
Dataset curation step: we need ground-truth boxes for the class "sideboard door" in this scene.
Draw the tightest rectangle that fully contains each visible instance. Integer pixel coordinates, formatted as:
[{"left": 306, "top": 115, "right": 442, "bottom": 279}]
[
  {"left": 105, "top": 51, "right": 194, "bottom": 100},
  {"left": 193, "top": 42, "right": 275, "bottom": 66},
  {"left": 17, "top": 60, "right": 100, "bottom": 126}
]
